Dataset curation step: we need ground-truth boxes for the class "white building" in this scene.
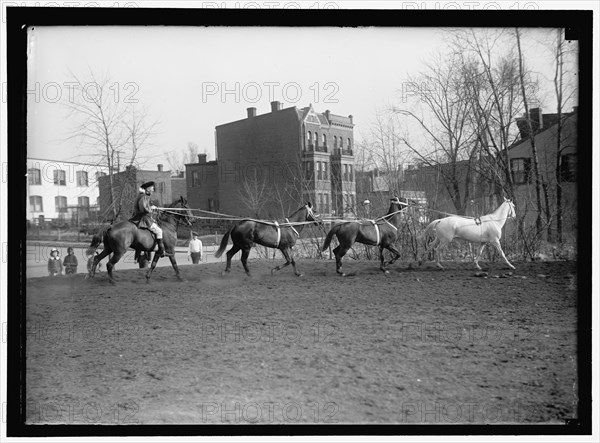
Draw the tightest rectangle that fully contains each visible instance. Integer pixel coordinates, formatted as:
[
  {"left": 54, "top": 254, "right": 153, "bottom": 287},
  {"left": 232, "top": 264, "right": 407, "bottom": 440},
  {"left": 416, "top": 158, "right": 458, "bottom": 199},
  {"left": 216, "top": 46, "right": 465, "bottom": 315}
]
[{"left": 27, "top": 158, "right": 108, "bottom": 224}]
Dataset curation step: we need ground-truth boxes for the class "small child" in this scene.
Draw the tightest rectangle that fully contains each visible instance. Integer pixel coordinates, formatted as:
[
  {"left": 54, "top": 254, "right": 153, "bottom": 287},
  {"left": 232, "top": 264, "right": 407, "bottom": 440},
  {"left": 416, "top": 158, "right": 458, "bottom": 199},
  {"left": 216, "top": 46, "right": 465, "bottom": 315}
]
[
  {"left": 47, "top": 248, "right": 63, "bottom": 276},
  {"left": 63, "top": 247, "right": 78, "bottom": 275}
]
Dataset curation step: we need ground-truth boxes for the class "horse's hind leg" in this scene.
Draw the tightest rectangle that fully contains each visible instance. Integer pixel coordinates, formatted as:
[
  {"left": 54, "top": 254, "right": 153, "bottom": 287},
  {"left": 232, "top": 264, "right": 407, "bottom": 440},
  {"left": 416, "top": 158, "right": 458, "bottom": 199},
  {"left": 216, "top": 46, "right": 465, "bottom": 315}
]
[
  {"left": 435, "top": 241, "right": 448, "bottom": 269},
  {"left": 240, "top": 247, "right": 251, "bottom": 276},
  {"left": 333, "top": 245, "right": 349, "bottom": 276},
  {"left": 223, "top": 245, "right": 240, "bottom": 275},
  {"left": 491, "top": 241, "right": 516, "bottom": 270},
  {"left": 106, "top": 251, "right": 125, "bottom": 284},
  {"left": 88, "top": 247, "right": 111, "bottom": 278}
]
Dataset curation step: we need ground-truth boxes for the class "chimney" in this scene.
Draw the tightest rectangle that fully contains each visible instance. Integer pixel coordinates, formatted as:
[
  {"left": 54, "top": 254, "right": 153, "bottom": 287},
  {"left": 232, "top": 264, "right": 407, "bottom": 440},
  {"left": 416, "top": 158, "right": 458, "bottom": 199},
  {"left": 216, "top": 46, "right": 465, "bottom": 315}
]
[
  {"left": 325, "top": 110, "right": 330, "bottom": 121},
  {"left": 270, "top": 101, "right": 281, "bottom": 112},
  {"left": 348, "top": 115, "right": 353, "bottom": 124},
  {"left": 247, "top": 107, "right": 256, "bottom": 118},
  {"left": 157, "top": 164, "right": 163, "bottom": 172},
  {"left": 197, "top": 154, "right": 207, "bottom": 164},
  {"left": 529, "top": 107, "right": 543, "bottom": 132}
]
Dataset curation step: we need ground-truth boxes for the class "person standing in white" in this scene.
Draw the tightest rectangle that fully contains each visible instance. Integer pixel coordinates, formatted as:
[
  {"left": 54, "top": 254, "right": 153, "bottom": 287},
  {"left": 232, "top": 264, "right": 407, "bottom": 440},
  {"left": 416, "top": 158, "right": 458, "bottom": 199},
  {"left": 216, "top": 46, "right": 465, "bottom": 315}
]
[{"left": 188, "top": 233, "right": 203, "bottom": 264}]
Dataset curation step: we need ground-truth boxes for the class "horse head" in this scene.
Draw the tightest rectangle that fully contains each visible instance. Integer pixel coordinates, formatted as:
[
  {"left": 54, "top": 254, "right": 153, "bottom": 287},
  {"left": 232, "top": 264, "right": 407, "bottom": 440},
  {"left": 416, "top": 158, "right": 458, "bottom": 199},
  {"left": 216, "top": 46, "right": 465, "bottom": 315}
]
[
  {"left": 304, "top": 201, "right": 323, "bottom": 227},
  {"left": 505, "top": 199, "right": 516, "bottom": 219},
  {"left": 172, "top": 196, "right": 194, "bottom": 227},
  {"left": 389, "top": 196, "right": 409, "bottom": 213}
]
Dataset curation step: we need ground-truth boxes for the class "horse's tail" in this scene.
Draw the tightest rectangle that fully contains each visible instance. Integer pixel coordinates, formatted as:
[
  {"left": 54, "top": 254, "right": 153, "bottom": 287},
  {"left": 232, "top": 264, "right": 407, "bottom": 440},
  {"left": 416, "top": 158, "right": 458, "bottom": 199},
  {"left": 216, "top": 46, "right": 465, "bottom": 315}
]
[
  {"left": 87, "top": 225, "right": 110, "bottom": 256},
  {"left": 421, "top": 219, "right": 441, "bottom": 249},
  {"left": 321, "top": 223, "right": 342, "bottom": 251},
  {"left": 214, "top": 225, "right": 234, "bottom": 258}
]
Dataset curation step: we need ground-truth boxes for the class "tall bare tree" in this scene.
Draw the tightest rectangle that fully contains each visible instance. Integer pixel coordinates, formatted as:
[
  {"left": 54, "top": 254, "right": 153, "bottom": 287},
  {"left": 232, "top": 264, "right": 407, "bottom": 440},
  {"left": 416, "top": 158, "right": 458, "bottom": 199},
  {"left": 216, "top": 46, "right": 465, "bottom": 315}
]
[
  {"left": 394, "top": 51, "right": 481, "bottom": 215},
  {"left": 63, "top": 70, "right": 159, "bottom": 219}
]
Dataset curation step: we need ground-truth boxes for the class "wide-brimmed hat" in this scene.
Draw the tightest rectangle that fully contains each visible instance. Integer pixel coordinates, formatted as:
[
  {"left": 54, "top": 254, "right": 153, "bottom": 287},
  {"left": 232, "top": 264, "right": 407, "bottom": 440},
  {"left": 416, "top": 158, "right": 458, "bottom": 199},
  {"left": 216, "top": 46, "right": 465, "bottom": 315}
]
[
  {"left": 50, "top": 247, "right": 59, "bottom": 254},
  {"left": 141, "top": 181, "right": 156, "bottom": 190}
]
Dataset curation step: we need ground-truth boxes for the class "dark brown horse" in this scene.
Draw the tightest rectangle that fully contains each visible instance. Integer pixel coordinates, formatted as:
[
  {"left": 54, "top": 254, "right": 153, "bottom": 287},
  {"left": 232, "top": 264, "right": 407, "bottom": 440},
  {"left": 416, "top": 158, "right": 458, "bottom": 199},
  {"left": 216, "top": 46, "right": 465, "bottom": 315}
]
[
  {"left": 87, "top": 197, "right": 193, "bottom": 283},
  {"left": 214, "top": 202, "right": 320, "bottom": 277},
  {"left": 321, "top": 197, "right": 409, "bottom": 275}
]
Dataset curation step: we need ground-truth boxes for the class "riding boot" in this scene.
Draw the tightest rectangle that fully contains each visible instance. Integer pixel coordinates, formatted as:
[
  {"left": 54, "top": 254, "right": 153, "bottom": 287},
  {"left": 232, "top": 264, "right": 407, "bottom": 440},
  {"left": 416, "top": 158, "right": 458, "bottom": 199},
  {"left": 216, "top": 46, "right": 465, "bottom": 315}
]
[{"left": 156, "top": 239, "right": 173, "bottom": 257}]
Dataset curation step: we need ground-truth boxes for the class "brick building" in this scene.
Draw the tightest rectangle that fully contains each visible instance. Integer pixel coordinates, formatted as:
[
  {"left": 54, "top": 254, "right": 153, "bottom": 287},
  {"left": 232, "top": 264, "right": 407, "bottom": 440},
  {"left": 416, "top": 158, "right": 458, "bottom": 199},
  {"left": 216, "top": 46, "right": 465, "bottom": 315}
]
[
  {"left": 186, "top": 102, "right": 356, "bottom": 218},
  {"left": 509, "top": 107, "right": 578, "bottom": 238}
]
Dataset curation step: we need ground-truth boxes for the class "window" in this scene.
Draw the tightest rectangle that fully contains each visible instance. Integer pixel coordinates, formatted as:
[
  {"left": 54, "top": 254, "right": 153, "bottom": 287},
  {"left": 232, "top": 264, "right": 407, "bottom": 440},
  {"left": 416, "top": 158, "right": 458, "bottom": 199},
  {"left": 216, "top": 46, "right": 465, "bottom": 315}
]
[
  {"left": 323, "top": 162, "right": 328, "bottom": 180},
  {"left": 347, "top": 138, "right": 352, "bottom": 150},
  {"left": 158, "top": 182, "right": 165, "bottom": 193},
  {"left": 324, "top": 193, "right": 330, "bottom": 213},
  {"left": 192, "top": 170, "right": 199, "bottom": 187},
  {"left": 318, "top": 193, "right": 324, "bottom": 209},
  {"left": 28, "top": 168, "right": 41, "bottom": 185},
  {"left": 55, "top": 196, "right": 67, "bottom": 213},
  {"left": 53, "top": 169, "right": 66, "bottom": 186},
  {"left": 339, "top": 138, "right": 343, "bottom": 148},
  {"left": 343, "top": 164, "right": 349, "bottom": 181},
  {"left": 511, "top": 158, "right": 532, "bottom": 184},
  {"left": 208, "top": 198, "right": 217, "bottom": 212},
  {"left": 305, "top": 161, "right": 314, "bottom": 179},
  {"left": 76, "top": 170, "right": 88, "bottom": 187},
  {"left": 322, "top": 134, "right": 327, "bottom": 146},
  {"left": 560, "top": 154, "right": 576, "bottom": 182},
  {"left": 333, "top": 136, "right": 337, "bottom": 148},
  {"left": 314, "top": 133, "right": 319, "bottom": 147},
  {"left": 78, "top": 196, "right": 90, "bottom": 207},
  {"left": 307, "top": 131, "right": 312, "bottom": 147},
  {"left": 30, "top": 195, "right": 43, "bottom": 212},
  {"left": 317, "top": 161, "right": 322, "bottom": 180},
  {"left": 348, "top": 165, "right": 353, "bottom": 182}
]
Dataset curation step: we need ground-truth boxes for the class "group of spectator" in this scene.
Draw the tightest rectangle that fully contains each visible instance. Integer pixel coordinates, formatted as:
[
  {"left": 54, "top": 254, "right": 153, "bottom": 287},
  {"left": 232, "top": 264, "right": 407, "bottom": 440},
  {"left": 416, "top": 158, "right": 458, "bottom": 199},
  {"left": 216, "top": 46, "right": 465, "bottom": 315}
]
[
  {"left": 46, "top": 232, "right": 204, "bottom": 277},
  {"left": 47, "top": 247, "right": 102, "bottom": 276}
]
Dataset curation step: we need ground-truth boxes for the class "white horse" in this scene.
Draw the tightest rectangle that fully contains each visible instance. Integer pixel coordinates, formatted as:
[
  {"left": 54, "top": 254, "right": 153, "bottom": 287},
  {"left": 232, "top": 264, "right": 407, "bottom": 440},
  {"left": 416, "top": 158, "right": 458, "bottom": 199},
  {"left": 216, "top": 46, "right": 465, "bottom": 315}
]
[{"left": 423, "top": 198, "right": 516, "bottom": 270}]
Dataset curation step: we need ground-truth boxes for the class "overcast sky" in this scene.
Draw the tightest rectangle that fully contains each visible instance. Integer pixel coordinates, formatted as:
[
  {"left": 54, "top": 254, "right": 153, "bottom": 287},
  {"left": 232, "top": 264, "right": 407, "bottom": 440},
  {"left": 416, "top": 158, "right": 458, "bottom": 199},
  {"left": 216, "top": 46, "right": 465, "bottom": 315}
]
[{"left": 26, "top": 24, "right": 576, "bottom": 170}]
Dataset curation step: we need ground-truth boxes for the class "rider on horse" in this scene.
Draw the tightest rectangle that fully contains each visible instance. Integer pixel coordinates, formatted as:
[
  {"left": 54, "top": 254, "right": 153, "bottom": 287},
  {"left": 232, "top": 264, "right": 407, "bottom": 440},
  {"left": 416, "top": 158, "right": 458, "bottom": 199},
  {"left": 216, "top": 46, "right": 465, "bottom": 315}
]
[{"left": 129, "top": 181, "right": 173, "bottom": 257}]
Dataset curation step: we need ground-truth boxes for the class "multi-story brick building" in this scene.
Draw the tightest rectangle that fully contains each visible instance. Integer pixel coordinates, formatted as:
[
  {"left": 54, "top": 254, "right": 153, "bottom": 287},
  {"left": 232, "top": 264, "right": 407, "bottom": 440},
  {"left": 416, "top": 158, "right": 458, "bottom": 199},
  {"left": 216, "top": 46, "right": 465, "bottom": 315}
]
[
  {"left": 186, "top": 102, "right": 356, "bottom": 218},
  {"left": 26, "top": 157, "right": 107, "bottom": 225}
]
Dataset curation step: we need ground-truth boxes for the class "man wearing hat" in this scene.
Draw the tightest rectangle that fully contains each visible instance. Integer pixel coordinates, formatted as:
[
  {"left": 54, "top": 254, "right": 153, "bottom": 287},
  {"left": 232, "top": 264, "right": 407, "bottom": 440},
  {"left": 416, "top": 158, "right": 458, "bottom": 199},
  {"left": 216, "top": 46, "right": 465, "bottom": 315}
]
[{"left": 130, "top": 181, "right": 172, "bottom": 257}]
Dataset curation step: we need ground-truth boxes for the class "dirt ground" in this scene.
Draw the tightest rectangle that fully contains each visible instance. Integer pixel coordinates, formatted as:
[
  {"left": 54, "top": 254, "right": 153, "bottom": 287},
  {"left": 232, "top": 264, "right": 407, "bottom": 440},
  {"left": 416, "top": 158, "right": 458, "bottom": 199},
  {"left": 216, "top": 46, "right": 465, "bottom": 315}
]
[{"left": 25, "top": 257, "right": 579, "bottom": 425}]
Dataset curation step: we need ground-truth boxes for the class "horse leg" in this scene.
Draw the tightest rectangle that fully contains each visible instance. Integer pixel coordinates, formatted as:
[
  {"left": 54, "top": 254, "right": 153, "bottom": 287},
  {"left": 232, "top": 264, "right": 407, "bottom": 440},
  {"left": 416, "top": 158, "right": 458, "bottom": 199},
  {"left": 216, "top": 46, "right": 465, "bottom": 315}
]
[
  {"left": 223, "top": 245, "right": 240, "bottom": 275},
  {"left": 146, "top": 250, "right": 161, "bottom": 282},
  {"left": 168, "top": 255, "right": 183, "bottom": 281},
  {"left": 474, "top": 243, "right": 487, "bottom": 270},
  {"left": 88, "top": 248, "right": 111, "bottom": 278},
  {"left": 333, "top": 245, "right": 349, "bottom": 276},
  {"left": 379, "top": 246, "right": 389, "bottom": 274},
  {"left": 435, "top": 240, "right": 448, "bottom": 269},
  {"left": 240, "top": 247, "right": 252, "bottom": 276},
  {"left": 384, "top": 243, "right": 402, "bottom": 270},
  {"left": 106, "top": 250, "right": 125, "bottom": 284},
  {"left": 491, "top": 241, "right": 516, "bottom": 270},
  {"left": 271, "top": 248, "right": 291, "bottom": 275}
]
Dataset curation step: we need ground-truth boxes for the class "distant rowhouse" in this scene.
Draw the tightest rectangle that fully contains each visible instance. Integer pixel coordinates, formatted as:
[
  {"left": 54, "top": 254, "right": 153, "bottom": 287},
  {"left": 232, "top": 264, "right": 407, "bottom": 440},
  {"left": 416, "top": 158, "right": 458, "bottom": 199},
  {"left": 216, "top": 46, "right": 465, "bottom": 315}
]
[
  {"left": 186, "top": 102, "right": 357, "bottom": 219},
  {"left": 27, "top": 158, "right": 108, "bottom": 224}
]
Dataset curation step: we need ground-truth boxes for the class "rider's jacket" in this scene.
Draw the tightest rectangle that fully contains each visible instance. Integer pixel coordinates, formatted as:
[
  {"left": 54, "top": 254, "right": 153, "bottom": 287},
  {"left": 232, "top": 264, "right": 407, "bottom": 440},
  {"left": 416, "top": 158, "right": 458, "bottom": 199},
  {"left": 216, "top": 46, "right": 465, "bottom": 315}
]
[{"left": 129, "top": 192, "right": 156, "bottom": 229}]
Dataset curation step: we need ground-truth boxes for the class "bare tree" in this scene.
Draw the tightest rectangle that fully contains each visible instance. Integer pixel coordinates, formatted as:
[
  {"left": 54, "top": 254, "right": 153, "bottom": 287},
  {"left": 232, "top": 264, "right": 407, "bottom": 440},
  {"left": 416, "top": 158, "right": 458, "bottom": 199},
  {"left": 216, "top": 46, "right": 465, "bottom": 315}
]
[
  {"left": 166, "top": 142, "right": 202, "bottom": 175},
  {"left": 393, "top": 51, "right": 481, "bottom": 215},
  {"left": 63, "top": 70, "right": 159, "bottom": 220},
  {"left": 515, "top": 27, "right": 550, "bottom": 235}
]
